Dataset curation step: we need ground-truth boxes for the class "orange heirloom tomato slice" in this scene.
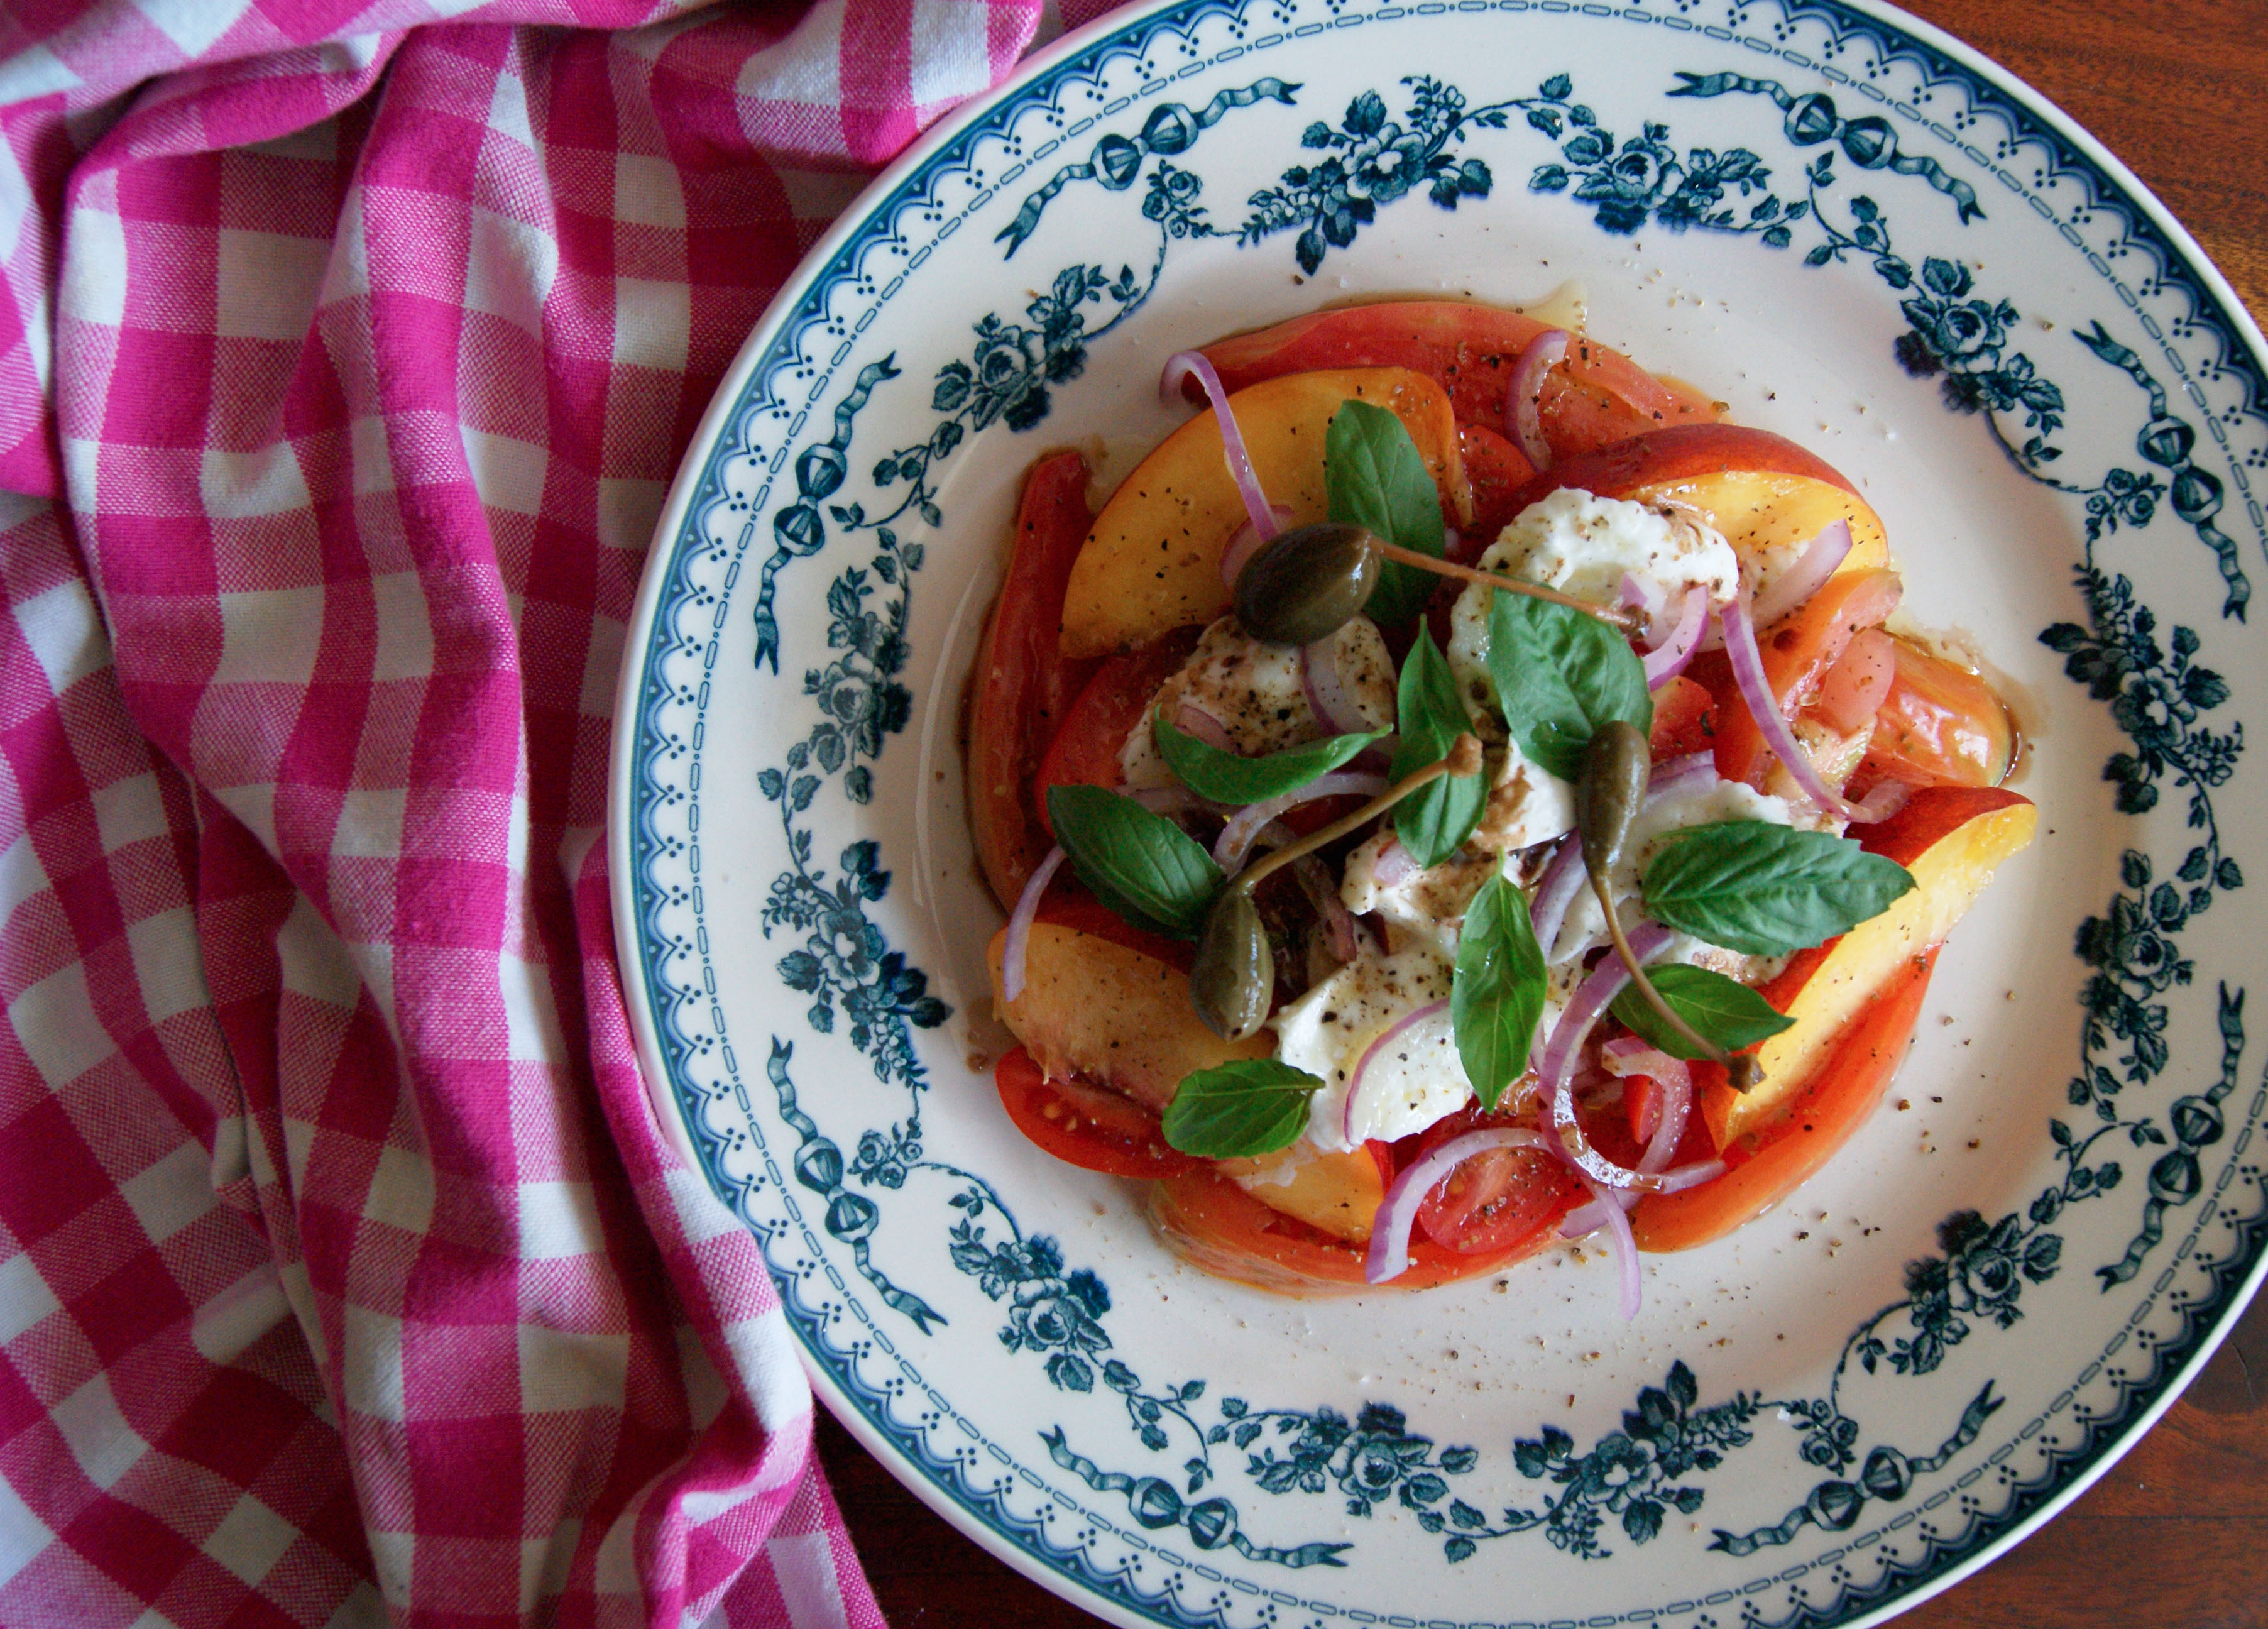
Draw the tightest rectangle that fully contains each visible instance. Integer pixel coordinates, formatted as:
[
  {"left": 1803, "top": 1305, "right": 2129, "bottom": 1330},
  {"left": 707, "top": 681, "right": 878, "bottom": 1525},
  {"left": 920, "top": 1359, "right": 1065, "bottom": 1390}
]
[{"left": 1853, "top": 637, "right": 2019, "bottom": 791}]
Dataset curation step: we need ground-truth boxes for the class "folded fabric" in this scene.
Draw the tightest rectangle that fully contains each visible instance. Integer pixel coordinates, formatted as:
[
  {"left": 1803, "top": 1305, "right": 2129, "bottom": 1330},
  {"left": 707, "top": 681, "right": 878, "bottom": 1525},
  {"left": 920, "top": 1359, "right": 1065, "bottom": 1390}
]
[{"left": 0, "top": 0, "right": 1051, "bottom": 1622}]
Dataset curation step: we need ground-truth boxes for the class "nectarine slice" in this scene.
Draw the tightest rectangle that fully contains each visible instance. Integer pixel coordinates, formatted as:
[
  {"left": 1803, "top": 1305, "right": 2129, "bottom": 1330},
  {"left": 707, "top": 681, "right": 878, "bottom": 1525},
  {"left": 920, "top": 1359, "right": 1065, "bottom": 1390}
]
[{"left": 1060, "top": 368, "right": 1465, "bottom": 658}]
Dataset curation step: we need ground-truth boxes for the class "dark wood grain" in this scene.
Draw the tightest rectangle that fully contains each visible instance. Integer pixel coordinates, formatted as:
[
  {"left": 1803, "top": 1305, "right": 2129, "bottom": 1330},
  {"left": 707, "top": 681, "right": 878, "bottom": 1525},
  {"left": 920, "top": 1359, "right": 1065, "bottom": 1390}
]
[{"left": 818, "top": 3, "right": 2268, "bottom": 1624}]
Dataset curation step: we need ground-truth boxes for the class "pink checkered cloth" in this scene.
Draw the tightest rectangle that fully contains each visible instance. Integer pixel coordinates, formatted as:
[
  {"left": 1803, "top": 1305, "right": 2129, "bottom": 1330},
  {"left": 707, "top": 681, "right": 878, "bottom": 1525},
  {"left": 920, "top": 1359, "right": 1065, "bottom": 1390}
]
[{"left": 0, "top": 0, "right": 1114, "bottom": 1622}]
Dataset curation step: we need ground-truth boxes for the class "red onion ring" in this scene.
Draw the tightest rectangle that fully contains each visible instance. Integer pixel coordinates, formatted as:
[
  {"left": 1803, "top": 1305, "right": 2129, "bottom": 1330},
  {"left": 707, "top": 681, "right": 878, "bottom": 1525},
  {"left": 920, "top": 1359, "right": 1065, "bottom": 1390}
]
[
  {"left": 1643, "top": 585, "right": 1709, "bottom": 689},
  {"left": 1163, "top": 350, "right": 1278, "bottom": 542},
  {"left": 1213, "top": 772, "right": 1389, "bottom": 870},
  {"left": 1219, "top": 506, "right": 1296, "bottom": 590},
  {"left": 1001, "top": 847, "right": 1066, "bottom": 1003},
  {"left": 1364, "top": 1126, "right": 1556, "bottom": 1284},
  {"left": 1647, "top": 749, "right": 1719, "bottom": 800},
  {"left": 1505, "top": 329, "right": 1569, "bottom": 469},
  {"left": 1559, "top": 1156, "right": 1726, "bottom": 1241},
  {"left": 1172, "top": 700, "right": 1237, "bottom": 755},
  {"left": 1748, "top": 518, "right": 1853, "bottom": 630},
  {"left": 1572, "top": 1168, "right": 1643, "bottom": 1319},
  {"left": 1720, "top": 596, "right": 1909, "bottom": 825},
  {"left": 1341, "top": 996, "right": 1451, "bottom": 1144},
  {"left": 1619, "top": 570, "right": 1667, "bottom": 626},
  {"left": 1542, "top": 921, "right": 1678, "bottom": 1190},
  {"left": 1131, "top": 786, "right": 1213, "bottom": 818},
  {"left": 1300, "top": 637, "right": 1378, "bottom": 737},
  {"left": 1528, "top": 831, "right": 1586, "bottom": 960}
]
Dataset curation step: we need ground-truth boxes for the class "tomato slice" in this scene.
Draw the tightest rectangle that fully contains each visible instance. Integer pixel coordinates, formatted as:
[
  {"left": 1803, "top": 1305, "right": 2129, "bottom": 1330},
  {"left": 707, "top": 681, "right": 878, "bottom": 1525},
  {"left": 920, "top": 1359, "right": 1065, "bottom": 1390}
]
[
  {"left": 1630, "top": 947, "right": 1937, "bottom": 1252},
  {"left": 1148, "top": 1164, "right": 1567, "bottom": 1293},
  {"left": 1033, "top": 628, "right": 1202, "bottom": 838},
  {"left": 1648, "top": 673, "right": 1717, "bottom": 758},
  {"left": 968, "top": 453, "right": 1098, "bottom": 906},
  {"left": 995, "top": 1046, "right": 1200, "bottom": 1178},
  {"left": 1454, "top": 422, "right": 1538, "bottom": 554},
  {"left": 1702, "top": 568, "right": 1904, "bottom": 787},
  {"left": 1851, "top": 637, "right": 2017, "bottom": 791},
  {"left": 1415, "top": 1127, "right": 1582, "bottom": 1256},
  {"left": 1193, "top": 302, "right": 1718, "bottom": 455}
]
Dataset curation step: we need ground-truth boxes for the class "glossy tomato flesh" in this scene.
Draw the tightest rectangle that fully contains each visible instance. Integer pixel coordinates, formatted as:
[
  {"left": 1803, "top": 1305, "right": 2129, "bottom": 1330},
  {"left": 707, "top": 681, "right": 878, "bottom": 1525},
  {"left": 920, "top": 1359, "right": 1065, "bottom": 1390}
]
[{"left": 995, "top": 1046, "right": 1200, "bottom": 1178}]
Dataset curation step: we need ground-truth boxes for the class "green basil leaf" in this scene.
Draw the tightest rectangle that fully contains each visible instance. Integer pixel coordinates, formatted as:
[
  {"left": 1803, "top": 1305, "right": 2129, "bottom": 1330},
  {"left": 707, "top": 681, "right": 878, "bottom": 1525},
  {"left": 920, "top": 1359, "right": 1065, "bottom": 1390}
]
[
  {"left": 1154, "top": 715, "right": 1384, "bottom": 806},
  {"left": 1483, "top": 589, "right": 1651, "bottom": 783},
  {"left": 1641, "top": 820, "right": 1916, "bottom": 956},
  {"left": 1452, "top": 870, "right": 1548, "bottom": 1109},
  {"left": 1163, "top": 1059, "right": 1325, "bottom": 1157},
  {"left": 1045, "top": 784, "right": 1225, "bottom": 939},
  {"left": 1389, "top": 627, "right": 1487, "bottom": 867},
  {"left": 1327, "top": 398, "right": 1444, "bottom": 625},
  {"left": 1609, "top": 963, "right": 1795, "bottom": 1061}
]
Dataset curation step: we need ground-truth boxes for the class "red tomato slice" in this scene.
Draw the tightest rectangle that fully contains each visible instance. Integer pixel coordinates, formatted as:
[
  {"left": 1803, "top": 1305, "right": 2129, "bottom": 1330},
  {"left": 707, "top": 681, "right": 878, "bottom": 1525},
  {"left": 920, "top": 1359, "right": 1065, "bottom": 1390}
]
[
  {"left": 1033, "top": 629, "right": 1202, "bottom": 838},
  {"left": 1454, "top": 422, "right": 1538, "bottom": 555},
  {"left": 1648, "top": 673, "right": 1717, "bottom": 758},
  {"left": 968, "top": 453, "right": 1097, "bottom": 906},
  {"left": 1416, "top": 1135, "right": 1582, "bottom": 1256},
  {"left": 995, "top": 1046, "right": 1200, "bottom": 1178},
  {"left": 1193, "top": 302, "right": 1718, "bottom": 456},
  {"left": 1149, "top": 1165, "right": 1566, "bottom": 1293}
]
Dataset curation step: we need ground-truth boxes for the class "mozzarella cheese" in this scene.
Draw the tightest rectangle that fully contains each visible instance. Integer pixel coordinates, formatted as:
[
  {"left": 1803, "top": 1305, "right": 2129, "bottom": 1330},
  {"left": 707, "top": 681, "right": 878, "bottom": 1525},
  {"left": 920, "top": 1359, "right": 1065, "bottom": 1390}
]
[
  {"left": 1120, "top": 615, "right": 1395, "bottom": 788},
  {"left": 1274, "top": 945, "right": 1465, "bottom": 1151}
]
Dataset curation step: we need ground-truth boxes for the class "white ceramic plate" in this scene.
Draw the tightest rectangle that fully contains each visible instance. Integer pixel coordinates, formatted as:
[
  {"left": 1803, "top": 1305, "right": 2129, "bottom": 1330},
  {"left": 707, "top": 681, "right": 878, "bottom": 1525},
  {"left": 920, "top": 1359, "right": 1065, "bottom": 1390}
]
[{"left": 608, "top": 3, "right": 2268, "bottom": 1623}]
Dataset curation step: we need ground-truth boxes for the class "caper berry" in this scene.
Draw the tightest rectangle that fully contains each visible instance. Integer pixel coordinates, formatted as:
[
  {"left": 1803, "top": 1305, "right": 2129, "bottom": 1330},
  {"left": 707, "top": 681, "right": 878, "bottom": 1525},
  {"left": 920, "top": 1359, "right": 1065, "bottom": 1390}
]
[
  {"left": 1576, "top": 720, "right": 1652, "bottom": 880},
  {"left": 1189, "top": 890, "right": 1275, "bottom": 1041},
  {"left": 1232, "top": 522, "right": 1383, "bottom": 646}
]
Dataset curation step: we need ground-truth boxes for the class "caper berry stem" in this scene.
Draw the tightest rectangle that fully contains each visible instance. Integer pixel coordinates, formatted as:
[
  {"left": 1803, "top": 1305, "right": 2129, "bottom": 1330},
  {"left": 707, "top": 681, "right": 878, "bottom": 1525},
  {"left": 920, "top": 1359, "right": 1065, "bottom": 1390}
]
[
  {"left": 1369, "top": 540, "right": 1641, "bottom": 632},
  {"left": 1232, "top": 733, "right": 1485, "bottom": 897},
  {"left": 1587, "top": 870, "right": 1760, "bottom": 1087}
]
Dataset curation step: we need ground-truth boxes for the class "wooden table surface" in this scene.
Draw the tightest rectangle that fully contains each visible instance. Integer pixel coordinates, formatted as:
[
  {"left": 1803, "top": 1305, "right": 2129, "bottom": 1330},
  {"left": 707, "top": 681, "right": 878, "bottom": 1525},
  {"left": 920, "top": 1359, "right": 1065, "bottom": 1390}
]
[{"left": 814, "top": 2, "right": 2268, "bottom": 1624}]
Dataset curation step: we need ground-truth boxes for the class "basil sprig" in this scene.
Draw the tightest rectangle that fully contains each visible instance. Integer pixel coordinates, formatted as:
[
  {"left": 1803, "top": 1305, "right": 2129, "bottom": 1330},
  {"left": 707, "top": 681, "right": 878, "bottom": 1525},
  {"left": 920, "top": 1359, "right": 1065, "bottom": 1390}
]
[
  {"left": 1154, "top": 715, "right": 1384, "bottom": 806},
  {"left": 1389, "top": 628, "right": 1487, "bottom": 867},
  {"left": 1641, "top": 820, "right": 1915, "bottom": 957},
  {"left": 1452, "top": 869, "right": 1548, "bottom": 1109},
  {"left": 1327, "top": 398, "right": 1445, "bottom": 625},
  {"left": 1609, "top": 963, "right": 1795, "bottom": 1061},
  {"left": 1163, "top": 1059, "right": 1326, "bottom": 1157},
  {"left": 1484, "top": 589, "right": 1651, "bottom": 783},
  {"left": 1045, "top": 784, "right": 1224, "bottom": 938}
]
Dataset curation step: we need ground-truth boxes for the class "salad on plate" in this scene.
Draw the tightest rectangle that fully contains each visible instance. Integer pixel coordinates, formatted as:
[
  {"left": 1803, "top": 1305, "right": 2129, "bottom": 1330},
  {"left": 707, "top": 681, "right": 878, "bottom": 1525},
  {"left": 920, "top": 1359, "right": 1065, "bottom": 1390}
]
[{"left": 965, "top": 298, "right": 2035, "bottom": 1302}]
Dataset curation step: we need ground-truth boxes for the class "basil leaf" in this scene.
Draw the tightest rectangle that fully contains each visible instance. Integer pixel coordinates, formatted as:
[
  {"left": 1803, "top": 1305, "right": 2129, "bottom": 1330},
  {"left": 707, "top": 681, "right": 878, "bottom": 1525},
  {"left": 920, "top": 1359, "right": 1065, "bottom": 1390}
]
[
  {"left": 1163, "top": 1059, "right": 1325, "bottom": 1157},
  {"left": 1609, "top": 963, "right": 1795, "bottom": 1061},
  {"left": 1641, "top": 820, "right": 1916, "bottom": 956},
  {"left": 1154, "top": 715, "right": 1383, "bottom": 806},
  {"left": 1327, "top": 398, "right": 1444, "bottom": 625},
  {"left": 1484, "top": 589, "right": 1651, "bottom": 783},
  {"left": 1045, "top": 784, "right": 1224, "bottom": 939},
  {"left": 1389, "top": 627, "right": 1487, "bottom": 867},
  {"left": 1452, "top": 870, "right": 1548, "bottom": 1109}
]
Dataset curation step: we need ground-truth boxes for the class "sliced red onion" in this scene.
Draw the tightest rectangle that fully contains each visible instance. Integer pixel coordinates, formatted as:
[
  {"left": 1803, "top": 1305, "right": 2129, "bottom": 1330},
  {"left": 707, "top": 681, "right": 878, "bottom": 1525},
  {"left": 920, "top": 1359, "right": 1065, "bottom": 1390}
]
[
  {"left": 1172, "top": 700, "right": 1237, "bottom": 754},
  {"left": 1001, "top": 847, "right": 1066, "bottom": 1003},
  {"left": 1213, "top": 771, "right": 1389, "bottom": 870},
  {"left": 1342, "top": 996, "right": 1450, "bottom": 1143},
  {"left": 1542, "top": 921, "right": 1679, "bottom": 1190},
  {"left": 1720, "top": 596, "right": 1909, "bottom": 825},
  {"left": 1370, "top": 837, "right": 1420, "bottom": 888},
  {"left": 1558, "top": 1190, "right": 1636, "bottom": 1238},
  {"left": 1643, "top": 585, "right": 1709, "bottom": 689},
  {"left": 1163, "top": 350, "right": 1277, "bottom": 541},
  {"left": 1300, "top": 637, "right": 1378, "bottom": 737},
  {"left": 1505, "top": 329, "right": 1569, "bottom": 469},
  {"left": 1293, "top": 854, "right": 1362, "bottom": 965},
  {"left": 1559, "top": 1155, "right": 1728, "bottom": 1239},
  {"left": 1812, "top": 626, "right": 1899, "bottom": 733},
  {"left": 1748, "top": 518, "right": 1853, "bottom": 630},
  {"left": 1619, "top": 571, "right": 1667, "bottom": 625},
  {"left": 1219, "top": 505, "right": 1296, "bottom": 590},
  {"left": 1528, "top": 831, "right": 1586, "bottom": 960},
  {"left": 1364, "top": 1126, "right": 1555, "bottom": 1285},
  {"left": 1573, "top": 1169, "right": 1643, "bottom": 1319},
  {"left": 1647, "top": 750, "right": 1718, "bottom": 799},
  {"left": 1131, "top": 785, "right": 1213, "bottom": 818}
]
